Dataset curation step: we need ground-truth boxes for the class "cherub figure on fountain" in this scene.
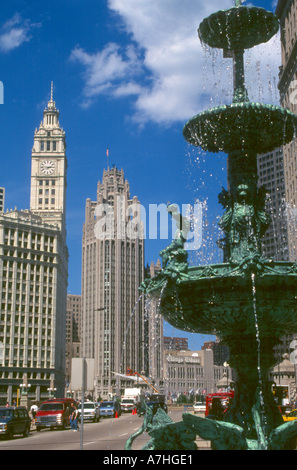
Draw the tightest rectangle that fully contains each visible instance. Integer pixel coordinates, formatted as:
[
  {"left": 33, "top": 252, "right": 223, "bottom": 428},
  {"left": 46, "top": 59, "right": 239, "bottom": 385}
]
[{"left": 158, "top": 203, "right": 190, "bottom": 279}]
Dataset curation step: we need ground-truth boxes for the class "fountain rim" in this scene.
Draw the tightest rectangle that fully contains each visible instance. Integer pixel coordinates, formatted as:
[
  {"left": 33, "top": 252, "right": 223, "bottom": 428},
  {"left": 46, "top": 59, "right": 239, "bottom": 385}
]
[
  {"left": 182, "top": 101, "right": 297, "bottom": 153},
  {"left": 198, "top": 4, "right": 279, "bottom": 51}
]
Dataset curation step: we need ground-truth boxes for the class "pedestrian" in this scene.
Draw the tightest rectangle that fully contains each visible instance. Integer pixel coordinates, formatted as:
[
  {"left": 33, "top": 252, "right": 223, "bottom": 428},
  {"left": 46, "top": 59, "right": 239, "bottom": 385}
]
[
  {"left": 70, "top": 403, "right": 78, "bottom": 431},
  {"left": 30, "top": 403, "right": 38, "bottom": 424}
]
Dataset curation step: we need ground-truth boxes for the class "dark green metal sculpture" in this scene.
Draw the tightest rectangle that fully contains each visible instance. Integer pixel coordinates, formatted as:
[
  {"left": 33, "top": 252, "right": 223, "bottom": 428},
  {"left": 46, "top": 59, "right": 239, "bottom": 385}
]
[{"left": 127, "top": 0, "right": 297, "bottom": 450}]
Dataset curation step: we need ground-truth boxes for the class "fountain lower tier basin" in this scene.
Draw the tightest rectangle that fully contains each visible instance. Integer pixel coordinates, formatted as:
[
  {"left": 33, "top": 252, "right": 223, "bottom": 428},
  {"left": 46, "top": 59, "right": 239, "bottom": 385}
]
[
  {"left": 152, "top": 261, "right": 297, "bottom": 339},
  {"left": 198, "top": 6, "right": 279, "bottom": 51},
  {"left": 183, "top": 102, "right": 297, "bottom": 154}
]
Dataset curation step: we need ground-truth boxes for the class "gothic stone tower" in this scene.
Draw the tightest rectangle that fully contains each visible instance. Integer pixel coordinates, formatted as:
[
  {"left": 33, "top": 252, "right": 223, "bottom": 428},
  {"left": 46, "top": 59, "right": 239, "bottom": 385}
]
[{"left": 81, "top": 166, "right": 146, "bottom": 399}]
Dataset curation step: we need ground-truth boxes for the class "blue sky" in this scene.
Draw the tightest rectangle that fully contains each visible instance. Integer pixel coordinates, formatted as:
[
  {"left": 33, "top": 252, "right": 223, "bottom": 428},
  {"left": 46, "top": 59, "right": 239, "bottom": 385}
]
[{"left": 0, "top": 0, "right": 280, "bottom": 348}]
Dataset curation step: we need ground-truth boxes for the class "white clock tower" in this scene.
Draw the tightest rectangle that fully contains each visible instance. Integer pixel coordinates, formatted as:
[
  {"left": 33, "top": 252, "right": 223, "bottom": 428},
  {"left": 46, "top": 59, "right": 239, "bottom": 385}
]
[{"left": 30, "top": 83, "right": 67, "bottom": 236}]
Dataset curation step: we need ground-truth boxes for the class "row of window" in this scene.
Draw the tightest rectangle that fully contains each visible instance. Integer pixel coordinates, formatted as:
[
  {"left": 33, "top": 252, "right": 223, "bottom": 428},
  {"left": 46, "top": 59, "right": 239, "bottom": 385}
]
[
  {"left": 39, "top": 179, "right": 56, "bottom": 186},
  {"left": 40, "top": 141, "right": 57, "bottom": 151},
  {"left": 38, "top": 198, "right": 56, "bottom": 206}
]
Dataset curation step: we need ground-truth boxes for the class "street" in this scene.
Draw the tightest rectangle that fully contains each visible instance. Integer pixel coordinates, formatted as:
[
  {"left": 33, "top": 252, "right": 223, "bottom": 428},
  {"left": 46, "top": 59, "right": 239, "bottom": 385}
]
[{"left": 0, "top": 408, "right": 210, "bottom": 451}]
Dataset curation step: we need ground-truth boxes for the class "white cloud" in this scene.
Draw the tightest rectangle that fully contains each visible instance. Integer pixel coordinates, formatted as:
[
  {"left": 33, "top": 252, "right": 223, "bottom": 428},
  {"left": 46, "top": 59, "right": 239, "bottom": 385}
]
[
  {"left": 0, "top": 13, "right": 41, "bottom": 53},
  {"left": 71, "top": 0, "right": 282, "bottom": 126},
  {"left": 69, "top": 42, "right": 143, "bottom": 107}
]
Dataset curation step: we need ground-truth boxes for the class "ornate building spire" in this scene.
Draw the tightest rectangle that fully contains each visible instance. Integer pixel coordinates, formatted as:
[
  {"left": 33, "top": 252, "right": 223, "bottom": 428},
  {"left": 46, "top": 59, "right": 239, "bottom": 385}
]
[{"left": 42, "top": 81, "right": 59, "bottom": 126}]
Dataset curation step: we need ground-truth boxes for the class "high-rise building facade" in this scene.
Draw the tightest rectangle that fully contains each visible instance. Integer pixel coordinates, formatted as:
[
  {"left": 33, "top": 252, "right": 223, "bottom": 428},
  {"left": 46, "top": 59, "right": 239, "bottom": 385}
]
[
  {"left": 258, "top": 148, "right": 289, "bottom": 261},
  {"left": 164, "top": 336, "right": 188, "bottom": 352},
  {"left": 66, "top": 295, "right": 81, "bottom": 389},
  {"left": 81, "top": 166, "right": 145, "bottom": 399},
  {"left": 0, "top": 86, "right": 68, "bottom": 404},
  {"left": 276, "top": 0, "right": 297, "bottom": 261}
]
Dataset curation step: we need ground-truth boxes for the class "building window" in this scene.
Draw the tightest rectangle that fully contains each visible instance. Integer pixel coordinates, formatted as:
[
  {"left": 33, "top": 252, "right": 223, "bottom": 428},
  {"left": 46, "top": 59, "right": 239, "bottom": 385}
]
[
  {"left": 40, "top": 142, "right": 44, "bottom": 151},
  {"left": 47, "top": 141, "right": 50, "bottom": 151}
]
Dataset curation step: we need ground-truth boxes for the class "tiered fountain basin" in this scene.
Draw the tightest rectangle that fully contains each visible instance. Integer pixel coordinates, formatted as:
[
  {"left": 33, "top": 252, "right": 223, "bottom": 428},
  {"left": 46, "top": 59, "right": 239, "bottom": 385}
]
[
  {"left": 198, "top": 5, "right": 279, "bottom": 50},
  {"left": 183, "top": 103, "right": 297, "bottom": 153},
  {"left": 152, "top": 260, "right": 297, "bottom": 340}
]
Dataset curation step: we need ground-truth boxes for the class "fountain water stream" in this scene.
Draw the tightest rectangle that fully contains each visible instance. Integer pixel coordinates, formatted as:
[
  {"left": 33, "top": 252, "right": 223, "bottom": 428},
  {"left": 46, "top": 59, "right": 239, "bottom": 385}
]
[
  {"left": 128, "top": 0, "right": 297, "bottom": 450},
  {"left": 120, "top": 293, "right": 144, "bottom": 375}
]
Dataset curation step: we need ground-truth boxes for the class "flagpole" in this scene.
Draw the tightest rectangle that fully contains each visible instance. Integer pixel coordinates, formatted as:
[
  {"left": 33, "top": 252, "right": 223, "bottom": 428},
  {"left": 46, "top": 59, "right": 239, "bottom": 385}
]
[{"left": 106, "top": 147, "right": 109, "bottom": 169}]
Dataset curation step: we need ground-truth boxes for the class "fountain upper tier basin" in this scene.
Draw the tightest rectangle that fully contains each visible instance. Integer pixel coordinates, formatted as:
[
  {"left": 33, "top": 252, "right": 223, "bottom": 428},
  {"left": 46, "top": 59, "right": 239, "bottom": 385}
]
[
  {"left": 198, "top": 6, "right": 279, "bottom": 51},
  {"left": 183, "top": 103, "right": 297, "bottom": 154},
  {"left": 154, "top": 261, "right": 297, "bottom": 339}
]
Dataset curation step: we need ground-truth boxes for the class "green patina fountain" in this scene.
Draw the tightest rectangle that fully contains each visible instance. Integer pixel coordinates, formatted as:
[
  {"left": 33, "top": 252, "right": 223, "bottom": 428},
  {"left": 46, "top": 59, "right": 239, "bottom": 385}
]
[{"left": 126, "top": 0, "right": 297, "bottom": 451}]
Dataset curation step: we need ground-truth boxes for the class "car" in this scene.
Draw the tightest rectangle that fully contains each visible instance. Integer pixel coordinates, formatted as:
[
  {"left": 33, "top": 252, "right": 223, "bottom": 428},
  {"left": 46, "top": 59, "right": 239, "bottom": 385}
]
[
  {"left": 193, "top": 402, "right": 206, "bottom": 414},
  {"left": 99, "top": 400, "right": 121, "bottom": 418},
  {"left": 77, "top": 402, "right": 100, "bottom": 422},
  {"left": 137, "top": 401, "right": 168, "bottom": 417},
  {"left": 0, "top": 406, "right": 31, "bottom": 439},
  {"left": 283, "top": 409, "right": 297, "bottom": 422}
]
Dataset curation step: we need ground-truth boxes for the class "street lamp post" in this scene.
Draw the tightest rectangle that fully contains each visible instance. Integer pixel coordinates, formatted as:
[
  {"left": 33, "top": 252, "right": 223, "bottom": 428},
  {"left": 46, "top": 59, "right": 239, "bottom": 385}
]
[
  {"left": 47, "top": 387, "right": 57, "bottom": 399},
  {"left": 20, "top": 374, "right": 31, "bottom": 408},
  {"left": 94, "top": 307, "right": 105, "bottom": 399},
  {"left": 223, "top": 362, "right": 229, "bottom": 390}
]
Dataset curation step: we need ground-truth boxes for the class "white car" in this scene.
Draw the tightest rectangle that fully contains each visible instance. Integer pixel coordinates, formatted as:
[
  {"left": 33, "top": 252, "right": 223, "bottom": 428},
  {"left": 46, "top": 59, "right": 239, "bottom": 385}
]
[
  {"left": 77, "top": 402, "right": 100, "bottom": 422},
  {"left": 193, "top": 402, "right": 206, "bottom": 414}
]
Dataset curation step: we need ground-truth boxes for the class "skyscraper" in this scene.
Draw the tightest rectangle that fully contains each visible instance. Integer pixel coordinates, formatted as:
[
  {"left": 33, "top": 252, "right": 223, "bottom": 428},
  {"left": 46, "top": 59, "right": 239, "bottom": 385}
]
[
  {"left": 81, "top": 166, "right": 146, "bottom": 399},
  {"left": 258, "top": 147, "right": 289, "bottom": 261},
  {"left": 276, "top": 0, "right": 297, "bottom": 261},
  {"left": 0, "top": 85, "right": 68, "bottom": 404}
]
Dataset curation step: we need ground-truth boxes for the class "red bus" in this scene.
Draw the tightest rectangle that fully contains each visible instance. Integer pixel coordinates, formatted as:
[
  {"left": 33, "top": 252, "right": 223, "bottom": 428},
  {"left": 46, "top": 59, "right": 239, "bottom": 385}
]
[{"left": 205, "top": 391, "right": 234, "bottom": 418}]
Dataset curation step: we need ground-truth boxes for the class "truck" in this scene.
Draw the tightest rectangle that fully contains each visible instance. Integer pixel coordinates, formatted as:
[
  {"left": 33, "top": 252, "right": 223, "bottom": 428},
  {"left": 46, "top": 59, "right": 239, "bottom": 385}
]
[
  {"left": 121, "top": 388, "right": 141, "bottom": 412},
  {"left": 35, "top": 398, "right": 77, "bottom": 431},
  {"left": 205, "top": 391, "right": 234, "bottom": 419}
]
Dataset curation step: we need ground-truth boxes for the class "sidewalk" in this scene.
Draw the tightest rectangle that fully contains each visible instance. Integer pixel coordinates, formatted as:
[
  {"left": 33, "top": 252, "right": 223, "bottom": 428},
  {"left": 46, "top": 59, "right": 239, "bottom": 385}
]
[{"left": 196, "top": 437, "right": 211, "bottom": 450}]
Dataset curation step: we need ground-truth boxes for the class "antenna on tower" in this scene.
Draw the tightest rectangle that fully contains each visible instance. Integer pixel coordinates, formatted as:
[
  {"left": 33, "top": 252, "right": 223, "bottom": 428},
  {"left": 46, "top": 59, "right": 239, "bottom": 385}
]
[
  {"left": 106, "top": 147, "right": 109, "bottom": 169},
  {"left": 50, "top": 81, "right": 54, "bottom": 101}
]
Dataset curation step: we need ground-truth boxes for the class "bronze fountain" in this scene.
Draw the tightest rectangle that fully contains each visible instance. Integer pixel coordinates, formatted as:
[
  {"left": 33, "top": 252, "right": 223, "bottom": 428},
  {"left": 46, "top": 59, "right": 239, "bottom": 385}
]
[{"left": 126, "top": 0, "right": 297, "bottom": 450}]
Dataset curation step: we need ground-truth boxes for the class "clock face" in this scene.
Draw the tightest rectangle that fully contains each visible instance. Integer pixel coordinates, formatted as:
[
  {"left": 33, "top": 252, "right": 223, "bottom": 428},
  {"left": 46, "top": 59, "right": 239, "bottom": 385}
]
[{"left": 41, "top": 160, "right": 55, "bottom": 175}]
